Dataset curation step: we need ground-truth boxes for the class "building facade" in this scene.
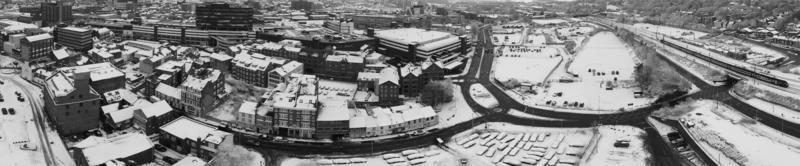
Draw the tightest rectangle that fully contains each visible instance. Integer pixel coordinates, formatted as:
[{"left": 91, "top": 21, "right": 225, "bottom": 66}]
[
  {"left": 159, "top": 116, "right": 234, "bottom": 161},
  {"left": 195, "top": 3, "right": 254, "bottom": 31},
  {"left": 56, "top": 27, "right": 93, "bottom": 51},
  {"left": 19, "top": 33, "right": 54, "bottom": 63},
  {"left": 180, "top": 68, "right": 225, "bottom": 117},
  {"left": 41, "top": 2, "right": 73, "bottom": 26},
  {"left": 43, "top": 71, "right": 102, "bottom": 135}
]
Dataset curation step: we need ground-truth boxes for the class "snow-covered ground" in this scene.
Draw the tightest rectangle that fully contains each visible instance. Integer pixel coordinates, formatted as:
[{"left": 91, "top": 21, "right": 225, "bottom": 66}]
[
  {"left": 0, "top": 77, "right": 46, "bottom": 166},
  {"left": 525, "top": 34, "right": 547, "bottom": 46},
  {"left": 280, "top": 145, "right": 460, "bottom": 166},
  {"left": 493, "top": 46, "right": 563, "bottom": 84},
  {"left": 532, "top": 19, "right": 569, "bottom": 25},
  {"left": 682, "top": 100, "right": 800, "bottom": 166},
  {"left": 493, "top": 34, "right": 524, "bottom": 46},
  {"left": 510, "top": 31, "right": 653, "bottom": 111},
  {"left": 745, "top": 98, "right": 800, "bottom": 124},
  {"left": 507, "top": 109, "right": 566, "bottom": 121},
  {"left": 434, "top": 85, "right": 482, "bottom": 129},
  {"left": 582, "top": 125, "right": 651, "bottom": 166},
  {"left": 633, "top": 23, "right": 707, "bottom": 40},
  {"left": 469, "top": 84, "right": 499, "bottom": 109}
]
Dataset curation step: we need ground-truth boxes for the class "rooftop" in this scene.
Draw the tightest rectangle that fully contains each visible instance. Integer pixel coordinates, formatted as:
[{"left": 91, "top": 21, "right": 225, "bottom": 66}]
[
  {"left": 181, "top": 69, "right": 222, "bottom": 91},
  {"left": 140, "top": 100, "right": 173, "bottom": 118},
  {"left": 374, "top": 28, "right": 461, "bottom": 51},
  {"left": 160, "top": 116, "right": 231, "bottom": 145},
  {"left": 57, "top": 62, "right": 125, "bottom": 82},
  {"left": 317, "top": 80, "right": 357, "bottom": 101},
  {"left": 155, "top": 83, "right": 182, "bottom": 100},
  {"left": 238, "top": 101, "right": 258, "bottom": 115},
  {"left": 317, "top": 99, "right": 351, "bottom": 121},
  {"left": 78, "top": 133, "right": 154, "bottom": 166},
  {"left": 232, "top": 52, "right": 287, "bottom": 72},
  {"left": 61, "top": 26, "right": 91, "bottom": 33},
  {"left": 378, "top": 66, "right": 399, "bottom": 85},
  {"left": 172, "top": 156, "right": 207, "bottom": 166},
  {"left": 24, "top": 33, "right": 52, "bottom": 42},
  {"left": 326, "top": 51, "right": 365, "bottom": 63}
]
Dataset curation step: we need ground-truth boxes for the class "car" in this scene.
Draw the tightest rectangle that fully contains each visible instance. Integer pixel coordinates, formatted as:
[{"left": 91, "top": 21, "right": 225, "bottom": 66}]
[
  {"left": 17, "top": 97, "right": 24, "bottom": 102},
  {"left": 460, "top": 159, "right": 468, "bottom": 165},
  {"left": 435, "top": 138, "right": 444, "bottom": 144},
  {"left": 155, "top": 144, "right": 167, "bottom": 152},
  {"left": 8, "top": 108, "right": 14, "bottom": 115},
  {"left": 14, "top": 91, "right": 20, "bottom": 96},
  {"left": 162, "top": 156, "right": 177, "bottom": 164},
  {"left": 1, "top": 108, "right": 6, "bottom": 115}
]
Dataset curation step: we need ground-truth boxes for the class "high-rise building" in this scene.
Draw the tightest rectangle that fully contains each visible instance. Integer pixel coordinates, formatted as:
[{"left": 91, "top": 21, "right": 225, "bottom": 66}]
[
  {"left": 195, "top": 3, "right": 254, "bottom": 31},
  {"left": 56, "top": 27, "right": 93, "bottom": 51},
  {"left": 41, "top": 1, "right": 73, "bottom": 26}
]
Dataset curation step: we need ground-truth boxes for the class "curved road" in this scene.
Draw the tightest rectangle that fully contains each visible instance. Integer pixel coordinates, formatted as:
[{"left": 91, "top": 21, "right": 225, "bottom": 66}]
[{"left": 239, "top": 21, "right": 800, "bottom": 166}]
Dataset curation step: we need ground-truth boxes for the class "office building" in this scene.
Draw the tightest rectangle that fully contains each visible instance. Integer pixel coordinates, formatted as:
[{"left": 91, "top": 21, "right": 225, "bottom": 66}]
[
  {"left": 41, "top": 1, "right": 73, "bottom": 26},
  {"left": 56, "top": 27, "right": 93, "bottom": 51},
  {"left": 321, "top": 50, "right": 365, "bottom": 81},
  {"left": 19, "top": 33, "right": 54, "bottom": 63},
  {"left": 372, "top": 28, "right": 469, "bottom": 62},
  {"left": 271, "top": 74, "right": 318, "bottom": 138},
  {"left": 316, "top": 99, "right": 350, "bottom": 139},
  {"left": 195, "top": 3, "right": 254, "bottom": 31}
]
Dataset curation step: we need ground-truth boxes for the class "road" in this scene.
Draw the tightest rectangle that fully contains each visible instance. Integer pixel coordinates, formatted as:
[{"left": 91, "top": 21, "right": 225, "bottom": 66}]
[
  {"left": 237, "top": 20, "right": 800, "bottom": 166},
  {"left": 0, "top": 75, "right": 55, "bottom": 166}
]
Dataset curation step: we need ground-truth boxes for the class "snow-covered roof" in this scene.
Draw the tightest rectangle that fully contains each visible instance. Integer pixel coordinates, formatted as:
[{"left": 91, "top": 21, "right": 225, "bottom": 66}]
[
  {"left": 378, "top": 66, "right": 399, "bottom": 85},
  {"left": 400, "top": 64, "right": 422, "bottom": 77},
  {"left": 375, "top": 28, "right": 460, "bottom": 52},
  {"left": 181, "top": 69, "right": 222, "bottom": 91},
  {"left": 101, "top": 103, "right": 120, "bottom": 114},
  {"left": 238, "top": 101, "right": 258, "bottom": 115},
  {"left": 62, "top": 26, "right": 91, "bottom": 33},
  {"left": 317, "top": 79, "right": 357, "bottom": 100},
  {"left": 232, "top": 52, "right": 286, "bottom": 72},
  {"left": 53, "top": 48, "right": 70, "bottom": 60},
  {"left": 317, "top": 99, "right": 351, "bottom": 121},
  {"left": 357, "top": 72, "right": 381, "bottom": 81},
  {"left": 160, "top": 117, "right": 231, "bottom": 145},
  {"left": 140, "top": 100, "right": 173, "bottom": 118},
  {"left": 172, "top": 156, "right": 207, "bottom": 166},
  {"left": 155, "top": 83, "right": 181, "bottom": 100},
  {"left": 107, "top": 100, "right": 152, "bottom": 124},
  {"left": 58, "top": 62, "right": 124, "bottom": 82},
  {"left": 79, "top": 133, "right": 154, "bottom": 166},
  {"left": 24, "top": 33, "right": 52, "bottom": 42}
]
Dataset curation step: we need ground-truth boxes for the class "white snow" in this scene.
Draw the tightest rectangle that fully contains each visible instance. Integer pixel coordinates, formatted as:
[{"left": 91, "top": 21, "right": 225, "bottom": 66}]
[
  {"left": 493, "top": 46, "right": 563, "bottom": 84},
  {"left": 434, "top": 85, "right": 482, "bottom": 129},
  {"left": 582, "top": 125, "right": 651, "bottom": 166},
  {"left": 633, "top": 23, "right": 707, "bottom": 40},
  {"left": 0, "top": 76, "right": 47, "bottom": 166},
  {"left": 745, "top": 98, "right": 800, "bottom": 125},
  {"left": 492, "top": 34, "right": 524, "bottom": 46},
  {"left": 531, "top": 19, "right": 569, "bottom": 25},
  {"left": 681, "top": 100, "right": 800, "bottom": 166},
  {"left": 469, "top": 84, "right": 499, "bottom": 109},
  {"left": 279, "top": 145, "right": 460, "bottom": 166}
]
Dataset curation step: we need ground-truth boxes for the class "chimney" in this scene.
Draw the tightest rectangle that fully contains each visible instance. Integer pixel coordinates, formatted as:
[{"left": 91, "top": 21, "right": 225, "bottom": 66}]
[{"left": 74, "top": 71, "right": 92, "bottom": 92}]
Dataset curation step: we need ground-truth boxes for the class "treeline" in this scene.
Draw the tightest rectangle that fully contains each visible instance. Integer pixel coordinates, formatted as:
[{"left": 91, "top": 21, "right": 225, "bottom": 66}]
[{"left": 615, "top": 29, "right": 692, "bottom": 97}]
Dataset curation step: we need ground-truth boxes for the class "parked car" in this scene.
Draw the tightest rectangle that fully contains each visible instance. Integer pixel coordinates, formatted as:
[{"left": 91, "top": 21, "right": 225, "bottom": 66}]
[
  {"left": 162, "top": 157, "right": 177, "bottom": 164},
  {"left": 17, "top": 97, "right": 24, "bottom": 102},
  {"left": 8, "top": 108, "right": 15, "bottom": 115},
  {"left": 2, "top": 108, "right": 6, "bottom": 115},
  {"left": 154, "top": 144, "right": 167, "bottom": 152}
]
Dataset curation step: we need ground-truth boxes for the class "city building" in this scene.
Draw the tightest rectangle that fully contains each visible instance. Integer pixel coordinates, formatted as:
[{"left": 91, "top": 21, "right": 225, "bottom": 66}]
[
  {"left": 235, "top": 101, "right": 258, "bottom": 131},
  {"left": 155, "top": 83, "right": 182, "bottom": 109},
  {"left": 133, "top": 100, "right": 179, "bottom": 135},
  {"left": 372, "top": 28, "right": 469, "bottom": 61},
  {"left": 290, "top": 0, "right": 321, "bottom": 11},
  {"left": 272, "top": 74, "right": 318, "bottom": 138},
  {"left": 267, "top": 61, "right": 304, "bottom": 88},
  {"left": 399, "top": 64, "right": 422, "bottom": 97},
  {"left": 172, "top": 156, "right": 207, "bottom": 166},
  {"left": 159, "top": 116, "right": 234, "bottom": 161},
  {"left": 348, "top": 15, "right": 399, "bottom": 29},
  {"left": 41, "top": 1, "right": 73, "bottom": 26},
  {"left": 200, "top": 51, "right": 233, "bottom": 73},
  {"left": 376, "top": 67, "right": 400, "bottom": 106},
  {"left": 320, "top": 50, "right": 365, "bottom": 81},
  {"left": 195, "top": 3, "right": 254, "bottom": 31},
  {"left": 231, "top": 51, "right": 287, "bottom": 87},
  {"left": 105, "top": 100, "right": 152, "bottom": 130},
  {"left": 43, "top": 71, "right": 102, "bottom": 135},
  {"left": 348, "top": 105, "right": 438, "bottom": 138},
  {"left": 56, "top": 27, "right": 93, "bottom": 51},
  {"left": 180, "top": 68, "right": 225, "bottom": 117},
  {"left": 72, "top": 133, "right": 154, "bottom": 166},
  {"left": 132, "top": 24, "right": 255, "bottom": 46},
  {"left": 255, "top": 26, "right": 377, "bottom": 51},
  {"left": 19, "top": 33, "right": 54, "bottom": 63},
  {"left": 324, "top": 19, "right": 355, "bottom": 34},
  {"left": 56, "top": 62, "right": 125, "bottom": 94},
  {"left": 316, "top": 99, "right": 350, "bottom": 139}
]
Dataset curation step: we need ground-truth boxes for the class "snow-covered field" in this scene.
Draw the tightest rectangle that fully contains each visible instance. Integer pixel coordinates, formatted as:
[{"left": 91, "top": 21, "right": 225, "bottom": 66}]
[
  {"left": 469, "top": 84, "right": 499, "bottom": 109},
  {"left": 582, "top": 125, "right": 651, "bottom": 166},
  {"left": 532, "top": 19, "right": 569, "bottom": 25},
  {"left": 514, "top": 31, "right": 652, "bottom": 111},
  {"left": 494, "top": 46, "right": 563, "bottom": 84},
  {"left": 492, "top": 34, "right": 524, "bottom": 46},
  {"left": 634, "top": 23, "right": 707, "bottom": 40},
  {"left": 525, "top": 34, "right": 547, "bottom": 46},
  {"left": 434, "top": 85, "right": 482, "bottom": 129},
  {"left": 682, "top": 100, "right": 800, "bottom": 166},
  {"left": 0, "top": 77, "right": 46, "bottom": 166}
]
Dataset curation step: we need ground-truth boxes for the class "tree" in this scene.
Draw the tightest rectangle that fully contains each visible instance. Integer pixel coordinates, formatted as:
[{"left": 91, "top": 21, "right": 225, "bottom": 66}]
[
  {"left": 208, "top": 145, "right": 265, "bottom": 166},
  {"left": 420, "top": 79, "right": 455, "bottom": 106}
]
